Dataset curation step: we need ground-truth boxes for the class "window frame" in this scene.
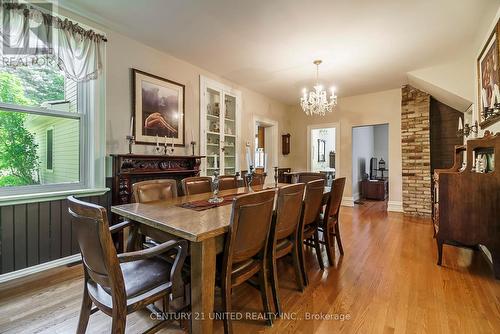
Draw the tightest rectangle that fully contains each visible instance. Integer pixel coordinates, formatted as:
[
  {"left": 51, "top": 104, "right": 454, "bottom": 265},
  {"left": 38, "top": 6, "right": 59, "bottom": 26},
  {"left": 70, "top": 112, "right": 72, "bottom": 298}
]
[{"left": 0, "top": 101, "right": 87, "bottom": 196}]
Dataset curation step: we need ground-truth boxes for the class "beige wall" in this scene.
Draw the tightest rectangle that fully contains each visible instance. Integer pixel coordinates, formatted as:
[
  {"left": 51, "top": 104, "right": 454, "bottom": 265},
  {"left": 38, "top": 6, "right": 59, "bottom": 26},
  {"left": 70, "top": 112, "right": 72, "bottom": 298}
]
[{"left": 288, "top": 89, "right": 402, "bottom": 209}]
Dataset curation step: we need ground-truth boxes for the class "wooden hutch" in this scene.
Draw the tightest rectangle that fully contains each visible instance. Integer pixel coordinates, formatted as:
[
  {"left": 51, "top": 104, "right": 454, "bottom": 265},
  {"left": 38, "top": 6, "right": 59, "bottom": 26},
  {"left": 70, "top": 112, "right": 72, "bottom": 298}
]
[
  {"left": 433, "top": 131, "right": 499, "bottom": 279},
  {"left": 111, "top": 154, "right": 203, "bottom": 205}
]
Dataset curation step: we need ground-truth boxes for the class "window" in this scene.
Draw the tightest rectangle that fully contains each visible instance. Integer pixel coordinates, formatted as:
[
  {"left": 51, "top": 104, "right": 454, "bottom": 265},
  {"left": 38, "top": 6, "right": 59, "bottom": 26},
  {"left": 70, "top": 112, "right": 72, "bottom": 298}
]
[{"left": 46, "top": 128, "right": 53, "bottom": 171}]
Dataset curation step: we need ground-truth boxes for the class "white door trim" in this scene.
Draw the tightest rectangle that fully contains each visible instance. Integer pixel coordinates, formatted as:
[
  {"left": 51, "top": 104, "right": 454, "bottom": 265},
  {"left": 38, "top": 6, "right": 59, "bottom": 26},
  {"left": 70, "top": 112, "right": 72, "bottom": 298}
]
[{"left": 306, "top": 122, "right": 340, "bottom": 175}]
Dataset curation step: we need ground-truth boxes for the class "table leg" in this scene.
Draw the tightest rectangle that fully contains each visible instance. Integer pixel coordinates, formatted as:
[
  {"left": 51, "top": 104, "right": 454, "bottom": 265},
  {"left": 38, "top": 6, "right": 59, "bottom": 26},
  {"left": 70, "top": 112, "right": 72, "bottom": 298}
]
[{"left": 190, "top": 238, "right": 216, "bottom": 334}]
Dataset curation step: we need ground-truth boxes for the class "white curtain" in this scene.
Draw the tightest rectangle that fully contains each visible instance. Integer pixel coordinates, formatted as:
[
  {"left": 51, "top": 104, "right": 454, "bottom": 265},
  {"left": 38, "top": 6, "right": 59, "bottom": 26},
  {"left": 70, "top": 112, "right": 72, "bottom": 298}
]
[{"left": 0, "top": 4, "right": 106, "bottom": 82}]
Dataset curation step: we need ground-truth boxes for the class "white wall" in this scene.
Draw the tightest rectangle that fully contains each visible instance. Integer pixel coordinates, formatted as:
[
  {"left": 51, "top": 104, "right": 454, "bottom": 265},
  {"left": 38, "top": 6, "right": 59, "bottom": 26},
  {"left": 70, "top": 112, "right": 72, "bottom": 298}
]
[
  {"left": 373, "top": 123, "right": 389, "bottom": 165},
  {"left": 352, "top": 126, "right": 374, "bottom": 200}
]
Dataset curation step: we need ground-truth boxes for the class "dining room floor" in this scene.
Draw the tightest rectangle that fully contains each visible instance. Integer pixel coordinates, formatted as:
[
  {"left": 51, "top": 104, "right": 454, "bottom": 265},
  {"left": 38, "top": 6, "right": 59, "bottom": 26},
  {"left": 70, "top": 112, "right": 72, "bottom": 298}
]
[{"left": 0, "top": 200, "right": 499, "bottom": 334}]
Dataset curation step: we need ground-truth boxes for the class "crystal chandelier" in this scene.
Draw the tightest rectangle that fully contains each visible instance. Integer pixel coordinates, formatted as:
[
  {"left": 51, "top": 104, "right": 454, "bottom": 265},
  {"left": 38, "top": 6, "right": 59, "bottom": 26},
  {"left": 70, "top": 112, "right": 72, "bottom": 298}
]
[{"left": 300, "top": 60, "right": 337, "bottom": 116}]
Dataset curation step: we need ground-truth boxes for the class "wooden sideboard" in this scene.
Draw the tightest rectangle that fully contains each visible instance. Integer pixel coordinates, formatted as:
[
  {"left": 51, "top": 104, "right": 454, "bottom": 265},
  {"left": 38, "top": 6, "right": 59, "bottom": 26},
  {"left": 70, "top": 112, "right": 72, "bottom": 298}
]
[
  {"left": 111, "top": 154, "right": 204, "bottom": 205},
  {"left": 361, "top": 179, "right": 388, "bottom": 200},
  {"left": 433, "top": 132, "right": 499, "bottom": 279}
]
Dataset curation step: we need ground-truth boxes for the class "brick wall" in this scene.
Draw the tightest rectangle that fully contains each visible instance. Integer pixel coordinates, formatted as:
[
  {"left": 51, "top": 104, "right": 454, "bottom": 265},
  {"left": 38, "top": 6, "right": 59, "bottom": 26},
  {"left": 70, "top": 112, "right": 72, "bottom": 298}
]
[{"left": 401, "top": 85, "right": 432, "bottom": 216}]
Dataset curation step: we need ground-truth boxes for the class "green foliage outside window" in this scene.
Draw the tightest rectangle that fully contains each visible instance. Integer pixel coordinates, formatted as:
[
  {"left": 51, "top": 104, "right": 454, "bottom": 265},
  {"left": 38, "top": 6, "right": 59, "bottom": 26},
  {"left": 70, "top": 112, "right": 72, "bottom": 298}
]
[{"left": 0, "top": 65, "right": 65, "bottom": 187}]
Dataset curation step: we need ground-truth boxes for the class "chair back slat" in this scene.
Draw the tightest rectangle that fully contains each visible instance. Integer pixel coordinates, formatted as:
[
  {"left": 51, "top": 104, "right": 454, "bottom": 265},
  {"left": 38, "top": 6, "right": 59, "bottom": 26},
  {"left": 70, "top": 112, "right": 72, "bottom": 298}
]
[
  {"left": 327, "top": 177, "right": 346, "bottom": 219},
  {"left": 182, "top": 176, "right": 212, "bottom": 195},
  {"left": 219, "top": 175, "right": 238, "bottom": 190},
  {"left": 302, "top": 179, "right": 325, "bottom": 226},
  {"left": 275, "top": 183, "right": 306, "bottom": 240},
  {"left": 227, "top": 190, "right": 276, "bottom": 263},
  {"left": 132, "top": 179, "right": 177, "bottom": 203},
  {"left": 67, "top": 196, "right": 122, "bottom": 289}
]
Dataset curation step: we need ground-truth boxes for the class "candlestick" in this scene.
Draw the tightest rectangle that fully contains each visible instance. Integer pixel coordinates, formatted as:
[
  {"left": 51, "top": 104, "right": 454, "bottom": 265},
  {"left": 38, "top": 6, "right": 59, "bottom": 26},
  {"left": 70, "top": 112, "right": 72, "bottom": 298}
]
[
  {"left": 458, "top": 117, "right": 463, "bottom": 130},
  {"left": 126, "top": 135, "right": 135, "bottom": 154},
  {"left": 190, "top": 140, "right": 196, "bottom": 156},
  {"left": 274, "top": 166, "right": 278, "bottom": 188}
]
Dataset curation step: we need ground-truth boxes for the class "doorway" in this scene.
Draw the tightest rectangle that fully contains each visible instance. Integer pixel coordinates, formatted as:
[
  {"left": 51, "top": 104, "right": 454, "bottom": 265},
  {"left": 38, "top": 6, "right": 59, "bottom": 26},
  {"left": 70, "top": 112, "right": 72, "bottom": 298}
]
[
  {"left": 307, "top": 122, "right": 340, "bottom": 185},
  {"left": 253, "top": 117, "right": 278, "bottom": 174},
  {"left": 351, "top": 123, "right": 389, "bottom": 204}
]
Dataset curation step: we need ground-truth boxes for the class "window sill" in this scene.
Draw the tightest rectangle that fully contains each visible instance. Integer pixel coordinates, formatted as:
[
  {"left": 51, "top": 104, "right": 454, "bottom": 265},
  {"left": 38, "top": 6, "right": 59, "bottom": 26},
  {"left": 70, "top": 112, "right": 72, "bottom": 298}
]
[{"left": 0, "top": 188, "right": 110, "bottom": 206}]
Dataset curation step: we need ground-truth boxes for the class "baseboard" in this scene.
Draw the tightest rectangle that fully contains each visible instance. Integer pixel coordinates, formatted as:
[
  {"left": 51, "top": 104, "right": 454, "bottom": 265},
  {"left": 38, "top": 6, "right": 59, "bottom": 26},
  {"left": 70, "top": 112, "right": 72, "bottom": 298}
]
[
  {"left": 341, "top": 196, "right": 354, "bottom": 207},
  {"left": 0, "top": 254, "right": 81, "bottom": 284},
  {"left": 352, "top": 192, "right": 360, "bottom": 201},
  {"left": 387, "top": 201, "right": 403, "bottom": 212}
]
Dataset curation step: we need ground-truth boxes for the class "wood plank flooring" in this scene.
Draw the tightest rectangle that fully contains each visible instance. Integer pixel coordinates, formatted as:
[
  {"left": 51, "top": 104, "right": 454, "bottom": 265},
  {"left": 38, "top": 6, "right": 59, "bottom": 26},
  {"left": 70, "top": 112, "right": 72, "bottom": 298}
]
[{"left": 0, "top": 201, "right": 499, "bottom": 333}]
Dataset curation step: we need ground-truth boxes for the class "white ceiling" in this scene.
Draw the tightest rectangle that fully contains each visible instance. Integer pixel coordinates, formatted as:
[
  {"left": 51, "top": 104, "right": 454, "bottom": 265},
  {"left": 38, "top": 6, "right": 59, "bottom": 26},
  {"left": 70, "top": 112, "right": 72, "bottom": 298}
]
[{"left": 60, "top": 0, "right": 499, "bottom": 105}]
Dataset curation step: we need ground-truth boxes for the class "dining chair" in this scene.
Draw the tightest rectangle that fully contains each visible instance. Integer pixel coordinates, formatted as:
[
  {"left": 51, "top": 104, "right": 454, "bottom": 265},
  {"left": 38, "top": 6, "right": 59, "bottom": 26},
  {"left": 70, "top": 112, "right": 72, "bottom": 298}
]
[
  {"left": 221, "top": 189, "right": 276, "bottom": 334},
  {"left": 299, "top": 179, "right": 326, "bottom": 286},
  {"left": 268, "top": 183, "right": 306, "bottom": 315},
  {"left": 293, "top": 172, "right": 327, "bottom": 184},
  {"left": 132, "top": 179, "right": 178, "bottom": 203},
  {"left": 67, "top": 196, "right": 187, "bottom": 334},
  {"left": 318, "top": 177, "right": 346, "bottom": 265},
  {"left": 181, "top": 176, "right": 212, "bottom": 195},
  {"left": 218, "top": 174, "right": 239, "bottom": 191},
  {"left": 241, "top": 170, "right": 266, "bottom": 187}
]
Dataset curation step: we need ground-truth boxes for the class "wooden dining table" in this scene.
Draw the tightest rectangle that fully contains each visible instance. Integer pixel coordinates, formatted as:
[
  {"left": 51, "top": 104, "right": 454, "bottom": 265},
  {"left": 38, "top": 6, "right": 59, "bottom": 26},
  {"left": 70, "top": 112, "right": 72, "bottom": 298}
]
[{"left": 111, "top": 183, "right": 330, "bottom": 334}]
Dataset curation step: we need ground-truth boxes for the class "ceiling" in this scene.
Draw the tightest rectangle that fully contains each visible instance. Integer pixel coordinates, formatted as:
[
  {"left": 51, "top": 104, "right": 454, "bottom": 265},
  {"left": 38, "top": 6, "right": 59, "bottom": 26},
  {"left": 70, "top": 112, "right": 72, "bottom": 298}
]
[{"left": 60, "top": 0, "right": 499, "bottom": 105}]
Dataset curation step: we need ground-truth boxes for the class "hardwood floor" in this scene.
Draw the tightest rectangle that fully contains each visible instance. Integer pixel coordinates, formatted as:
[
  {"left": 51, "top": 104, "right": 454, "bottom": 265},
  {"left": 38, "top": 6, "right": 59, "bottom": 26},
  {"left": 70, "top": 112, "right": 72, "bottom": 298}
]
[{"left": 0, "top": 201, "right": 499, "bottom": 333}]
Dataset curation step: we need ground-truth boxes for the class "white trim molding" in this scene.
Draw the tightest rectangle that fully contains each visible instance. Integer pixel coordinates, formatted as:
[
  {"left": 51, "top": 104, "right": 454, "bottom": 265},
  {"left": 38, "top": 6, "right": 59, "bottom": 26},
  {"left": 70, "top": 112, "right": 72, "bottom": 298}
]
[
  {"left": 341, "top": 196, "right": 354, "bottom": 207},
  {"left": 0, "top": 254, "right": 81, "bottom": 284},
  {"left": 387, "top": 201, "right": 404, "bottom": 212}
]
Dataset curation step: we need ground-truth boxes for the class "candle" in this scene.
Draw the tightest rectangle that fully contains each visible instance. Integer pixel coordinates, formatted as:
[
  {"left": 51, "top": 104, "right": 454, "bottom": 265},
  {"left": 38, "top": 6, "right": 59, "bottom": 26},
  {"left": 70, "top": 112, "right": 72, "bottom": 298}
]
[
  {"left": 171, "top": 136, "right": 175, "bottom": 148},
  {"left": 495, "top": 84, "right": 500, "bottom": 103},
  {"left": 490, "top": 91, "right": 496, "bottom": 108},
  {"left": 482, "top": 89, "right": 489, "bottom": 107},
  {"left": 458, "top": 117, "right": 463, "bottom": 130},
  {"left": 245, "top": 146, "right": 251, "bottom": 171},
  {"left": 264, "top": 153, "right": 268, "bottom": 173},
  {"left": 191, "top": 129, "right": 194, "bottom": 142},
  {"left": 156, "top": 134, "right": 159, "bottom": 147},
  {"left": 129, "top": 117, "right": 134, "bottom": 137},
  {"left": 164, "top": 135, "right": 168, "bottom": 146}
]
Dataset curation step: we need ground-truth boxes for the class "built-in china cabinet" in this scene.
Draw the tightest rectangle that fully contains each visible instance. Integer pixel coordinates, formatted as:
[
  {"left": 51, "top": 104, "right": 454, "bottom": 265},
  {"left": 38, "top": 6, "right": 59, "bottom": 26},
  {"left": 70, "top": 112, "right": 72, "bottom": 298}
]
[{"left": 200, "top": 76, "right": 242, "bottom": 176}]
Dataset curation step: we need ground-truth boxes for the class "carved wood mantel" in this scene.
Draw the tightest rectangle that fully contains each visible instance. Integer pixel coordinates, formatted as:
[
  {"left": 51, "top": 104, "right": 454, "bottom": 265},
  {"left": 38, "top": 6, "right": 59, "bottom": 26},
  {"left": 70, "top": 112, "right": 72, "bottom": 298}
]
[{"left": 111, "top": 154, "right": 204, "bottom": 205}]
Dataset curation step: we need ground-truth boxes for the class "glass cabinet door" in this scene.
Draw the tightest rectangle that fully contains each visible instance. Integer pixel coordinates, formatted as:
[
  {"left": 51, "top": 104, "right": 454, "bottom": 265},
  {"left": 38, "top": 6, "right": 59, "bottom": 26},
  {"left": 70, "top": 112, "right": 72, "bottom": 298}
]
[
  {"left": 223, "top": 93, "right": 237, "bottom": 175},
  {"left": 205, "top": 88, "right": 221, "bottom": 176}
]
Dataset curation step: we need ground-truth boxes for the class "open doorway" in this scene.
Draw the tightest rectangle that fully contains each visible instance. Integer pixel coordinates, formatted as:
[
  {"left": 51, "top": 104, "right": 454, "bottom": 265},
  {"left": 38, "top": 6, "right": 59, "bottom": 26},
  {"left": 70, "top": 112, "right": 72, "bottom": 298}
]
[
  {"left": 253, "top": 117, "right": 278, "bottom": 175},
  {"left": 352, "top": 124, "right": 389, "bottom": 205},
  {"left": 307, "top": 123, "right": 340, "bottom": 186}
]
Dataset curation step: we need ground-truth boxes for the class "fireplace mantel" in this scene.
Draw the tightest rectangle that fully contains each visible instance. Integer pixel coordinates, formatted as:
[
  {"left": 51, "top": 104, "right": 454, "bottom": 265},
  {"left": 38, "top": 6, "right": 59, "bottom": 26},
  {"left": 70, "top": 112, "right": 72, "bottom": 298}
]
[{"left": 110, "top": 154, "right": 204, "bottom": 205}]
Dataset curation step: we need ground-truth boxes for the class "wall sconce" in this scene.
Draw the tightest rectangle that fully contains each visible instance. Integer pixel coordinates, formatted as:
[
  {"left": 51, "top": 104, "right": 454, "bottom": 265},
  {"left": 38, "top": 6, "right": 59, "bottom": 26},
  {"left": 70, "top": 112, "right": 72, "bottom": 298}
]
[{"left": 457, "top": 119, "right": 478, "bottom": 138}]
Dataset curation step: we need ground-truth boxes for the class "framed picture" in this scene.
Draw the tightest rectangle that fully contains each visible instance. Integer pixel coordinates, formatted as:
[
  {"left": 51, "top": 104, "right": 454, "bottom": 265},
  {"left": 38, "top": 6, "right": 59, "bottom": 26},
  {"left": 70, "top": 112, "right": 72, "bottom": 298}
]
[
  {"left": 317, "top": 139, "right": 326, "bottom": 162},
  {"left": 477, "top": 19, "right": 500, "bottom": 128},
  {"left": 132, "top": 69, "right": 185, "bottom": 146}
]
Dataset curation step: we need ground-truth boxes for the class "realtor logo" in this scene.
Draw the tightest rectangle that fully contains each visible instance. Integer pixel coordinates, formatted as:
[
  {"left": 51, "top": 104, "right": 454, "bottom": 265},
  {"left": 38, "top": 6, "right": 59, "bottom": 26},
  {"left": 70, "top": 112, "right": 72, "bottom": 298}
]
[{"left": 1, "top": 1, "right": 54, "bottom": 56}]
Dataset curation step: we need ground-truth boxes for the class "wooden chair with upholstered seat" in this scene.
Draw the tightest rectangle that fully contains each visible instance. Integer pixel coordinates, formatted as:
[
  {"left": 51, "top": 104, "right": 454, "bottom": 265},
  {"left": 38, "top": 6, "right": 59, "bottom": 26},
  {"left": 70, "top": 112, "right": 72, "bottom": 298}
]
[
  {"left": 181, "top": 176, "right": 212, "bottom": 195},
  {"left": 218, "top": 175, "right": 239, "bottom": 191},
  {"left": 67, "top": 196, "right": 187, "bottom": 334},
  {"left": 220, "top": 189, "right": 276, "bottom": 334},
  {"left": 317, "top": 177, "right": 346, "bottom": 265},
  {"left": 267, "top": 183, "right": 306, "bottom": 315},
  {"left": 298, "top": 179, "right": 326, "bottom": 286},
  {"left": 132, "top": 179, "right": 178, "bottom": 203}
]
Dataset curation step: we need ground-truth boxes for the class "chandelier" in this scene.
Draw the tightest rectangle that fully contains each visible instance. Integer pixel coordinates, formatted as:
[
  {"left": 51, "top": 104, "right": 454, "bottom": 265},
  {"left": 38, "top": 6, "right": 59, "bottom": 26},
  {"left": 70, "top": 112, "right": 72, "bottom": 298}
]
[{"left": 300, "top": 60, "right": 337, "bottom": 116}]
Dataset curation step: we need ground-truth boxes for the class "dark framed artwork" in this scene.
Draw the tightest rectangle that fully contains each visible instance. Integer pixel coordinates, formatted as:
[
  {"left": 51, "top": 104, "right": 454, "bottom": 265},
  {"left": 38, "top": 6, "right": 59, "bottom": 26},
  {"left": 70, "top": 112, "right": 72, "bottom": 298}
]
[
  {"left": 132, "top": 69, "right": 185, "bottom": 146},
  {"left": 317, "top": 139, "right": 326, "bottom": 162},
  {"left": 477, "top": 19, "right": 500, "bottom": 128}
]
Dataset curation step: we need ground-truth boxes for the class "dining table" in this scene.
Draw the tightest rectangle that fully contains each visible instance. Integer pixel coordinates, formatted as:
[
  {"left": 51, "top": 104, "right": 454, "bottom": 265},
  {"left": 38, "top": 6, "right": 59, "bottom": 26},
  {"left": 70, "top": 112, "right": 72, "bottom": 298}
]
[{"left": 111, "top": 183, "right": 331, "bottom": 334}]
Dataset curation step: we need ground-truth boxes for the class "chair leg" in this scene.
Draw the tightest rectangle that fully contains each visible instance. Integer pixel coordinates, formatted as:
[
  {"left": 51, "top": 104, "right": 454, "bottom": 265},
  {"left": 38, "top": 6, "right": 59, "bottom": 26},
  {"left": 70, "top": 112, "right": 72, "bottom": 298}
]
[
  {"left": 334, "top": 222, "right": 344, "bottom": 255},
  {"left": 437, "top": 239, "right": 443, "bottom": 266},
  {"left": 323, "top": 223, "right": 334, "bottom": 266},
  {"left": 162, "top": 294, "right": 170, "bottom": 313},
  {"left": 76, "top": 286, "right": 92, "bottom": 334},
  {"left": 291, "top": 238, "right": 305, "bottom": 292},
  {"left": 313, "top": 227, "right": 325, "bottom": 270},
  {"left": 221, "top": 278, "right": 233, "bottom": 334},
  {"left": 111, "top": 299, "right": 127, "bottom": 334},
  {"left": 298, "top": 240, "right": 309, "bottom": 286},
  {"left": 258, "top": 263, "right": 273, "bottom": 326},
  {"left": 268, "top": 251, "right": 282, "bottom": 316}
]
